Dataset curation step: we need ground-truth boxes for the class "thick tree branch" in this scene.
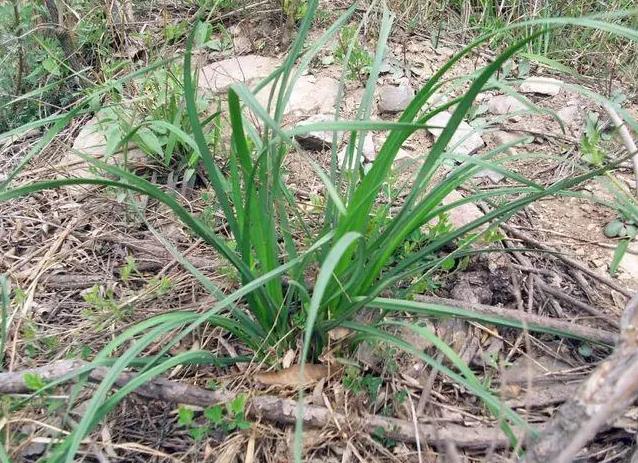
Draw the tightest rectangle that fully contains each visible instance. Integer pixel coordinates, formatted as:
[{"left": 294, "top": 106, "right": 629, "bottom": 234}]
[{"left": 524, "top": 293, "right": 638, "bottom": 462}]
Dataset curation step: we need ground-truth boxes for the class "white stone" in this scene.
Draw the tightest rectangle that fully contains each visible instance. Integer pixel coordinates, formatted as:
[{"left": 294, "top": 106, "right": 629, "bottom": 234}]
[
  {"left": 424, "top": 189, "right": 485, "bottom": 232},
  {"left": 487, "top": 95, "right": 528, "bottom": 115},
  {"left": 487, "top": 130, "right": 532, "bottom": 154},
  {"left": 378, "top": 83, "right": 414, "bottom": 113},
  {"left": 256, "top": 75, "right": 339, "bottom": 117},
  {"left": 295, "top": 114, "right": 341, "bottom": 151},
  {"left": 519, "top": 76, "right": 563, "bottom": 96},
  {"left": 198, "top": 55, "right": 280, "bottom": 93},
  {"left": 441, "top": 189, "right": 484, "bottom": 230},
  {"left": 618, "top": 253, "right": 638, "bottom": 282},
  {"left": 474, "top": 169, "right": 505, "bottom": 183},
  {"left": 556, "top": 105, "right": 582, "bottom": 129},
  {"left": 337, "top": 133, "right": 375, "bottom": 166},
  {"left": 60, "top": 117, "right": 145, "bottom": 197},
  {"left": 361, "top": 133, "right": 376, "bottom": 161},
  {"left": 427, "top": 111, "right": 485, "bottom": 156}
]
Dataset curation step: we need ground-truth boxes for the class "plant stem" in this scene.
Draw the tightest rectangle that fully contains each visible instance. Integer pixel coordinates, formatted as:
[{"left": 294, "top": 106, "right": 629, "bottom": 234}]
[{"left": 12, "top": 0, "right": 24, "bottom": 96}]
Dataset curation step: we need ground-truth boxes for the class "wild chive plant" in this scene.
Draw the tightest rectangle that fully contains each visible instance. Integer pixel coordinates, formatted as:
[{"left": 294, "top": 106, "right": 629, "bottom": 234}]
[{"left": 1, "top": 2, "right": 638, "bottom": 460}]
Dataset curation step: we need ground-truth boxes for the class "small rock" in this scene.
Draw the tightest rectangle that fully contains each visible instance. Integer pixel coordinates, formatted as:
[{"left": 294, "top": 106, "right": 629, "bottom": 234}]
[
  {"left": 228, "top": 25, "right": 251, "bottom": 53},
  {"left": 618, "top": 253, "right": 638, "bottom": 282},
  {"left": 378, "top": 82, "right": 414, "bottom": 113},
  {"left": 434, "top": 46, "right": 454, "bottom": 58},
  {"left": 337, "top": 133, "right": 375, "bottom": 168},
  {"left": 20, "top": 441, "right": 47, "bottom": 459},
  {"left": 361, "top": 132, "right": 376, "bottom": 161},
  {"left": 257, "top": 75, "right": 339, "bottom": 116},
  {"left": 424, "top": 189, "right": 484, "bottom": 232},
  {"left": 427, "top": 111, "right": 485, "bottom": 156},
  {"left": 394, "top": 148, "right": 414, "bottom": 162},
  {"left": 474, "top": 169, "right": 505, "bottom": 183},
  {"left": 392, "top": 148, "right": 419, "bottom": 172},
  {"left": 451, "top": 271, "right": 493, "bottom": 305},
  {"left": 337, "top": 147, "right": 360, "bottom": 170},
  {"left": 295, "top": 114, "right": 341, "bottom": 151},
  {"left": 502, "top": 355, "right": 571, "bottom": 385},
  {"left": 487, "top": 130, "right": 532, "bottom": 154},
  {"left": 198, "top": 55, "right": 280, "bottom": 93},
  {"left": 399, "top": 321, "right": 436, "bottom": 351},
  {"left": 487, "top": 95, "right": 528, "bottom": 115},
  {"left": 473, "top": 337, "right": 504, "bottom": 367},
  {"left": 60, "top": 117, "right": 145, "bottom": 197},
  {"left": 356, "top": 340, "right": 382, "bottom": 369},
  {"left": 519, "top": 76, "right": 563, "bottom": 96},
  {"left": 556, "top": 104, "right": 582, "bottom": 129}
]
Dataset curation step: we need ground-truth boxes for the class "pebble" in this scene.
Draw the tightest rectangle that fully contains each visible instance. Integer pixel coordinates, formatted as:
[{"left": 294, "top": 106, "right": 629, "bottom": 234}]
[
  {"left": 378, "top": 82, "right": 414, "bottom": 113},
  {"left": 519, "top": 76, "right": 563, "bottom": 96},
  {"left": 426, "top": 111, "right": 485, "bottom": 156},
  {"left": 487, "top": 94, "right": 528, "bottom": 115}
]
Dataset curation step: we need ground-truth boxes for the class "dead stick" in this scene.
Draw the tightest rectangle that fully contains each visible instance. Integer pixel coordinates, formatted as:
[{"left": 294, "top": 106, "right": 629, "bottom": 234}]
[
  {"left": 524, "top": 293, "right": 638, "bottom": 462},
  {"left": 603, "top": 103, "right": 638, "bottom": 194},
  {"left": 414, "top": 295, "right": 617, "bottom": 345},
  {"left": 0, "top": 360, "right": 526, "bottom": 450},
  {"left": 501, "top": 223, "right": 631, "bottom": 298},
  {"left": 535, "top": 280, "right": 620, "bottom": 330}
]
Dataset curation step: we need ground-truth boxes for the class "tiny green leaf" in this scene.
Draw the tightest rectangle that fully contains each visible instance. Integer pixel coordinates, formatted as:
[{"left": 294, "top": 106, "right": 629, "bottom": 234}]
[
  {"left": 204, "top": 405, "right": 223, "bottom": 425},
  {"left": 177, "top": 406, "right": 194, "bottom": 426},
  {"left": 229, "top": 394, "right": 246, "bottom": 415},
  {"left": 190, "top": 426, "right": 208, "bottom": 441},
  {"left": 23, "top": 372, "right": 46, "bottom": 391}
]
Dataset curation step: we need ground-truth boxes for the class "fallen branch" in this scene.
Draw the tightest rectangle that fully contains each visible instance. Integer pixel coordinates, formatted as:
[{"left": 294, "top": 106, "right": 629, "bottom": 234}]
[
  {"left": 414, "top": 295, "right": 618, "bottom": 345},
  {"left": 501, "top": 223, "right": 632, "bottom": 298},
  {"left": 524, "top": 292, "right": 638, "bottom": 463},
  {"left": 535, "top": 280, "right": 620, "bottom": 330},
  {"left": 0, "top": 360, "right": 526, "bottom": 450}
]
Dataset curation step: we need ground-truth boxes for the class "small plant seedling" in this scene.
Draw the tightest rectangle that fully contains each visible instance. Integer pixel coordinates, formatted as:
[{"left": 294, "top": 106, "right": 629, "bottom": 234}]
[
  {"left": 23, "top": 372, "right": 46, "bottom": 391},
  {"left": 119, "top": 256, "right": 138, "bottom": 283},
  {"left": 581, "top": 112, "right": 605, "bottom": 166},
  {"left": 335, "top": 24, "right": 372, "bottom": 82},
  {"left": 372, "top": 426, "right": 397, "bottom": 449},
  {"left": 177, "top": 395, "right": 251, "bottom": 441}
]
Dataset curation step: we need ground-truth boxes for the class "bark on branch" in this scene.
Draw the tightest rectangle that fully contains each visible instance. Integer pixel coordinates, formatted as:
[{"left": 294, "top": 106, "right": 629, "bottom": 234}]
[
  {"left": 0, "top": 359, "right": 525, "bottom": 450},
  {"left": 524, "top": 293, "right": 638, "bottom": 462}
]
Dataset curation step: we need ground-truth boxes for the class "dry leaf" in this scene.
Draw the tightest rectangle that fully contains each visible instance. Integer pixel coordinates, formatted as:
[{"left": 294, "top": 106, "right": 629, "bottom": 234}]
[
  {"left": 281, "top": 349, "right": 296, "bottom": 369},
  {"left": 328, "top": 327, "right": 350, "bottom": 341},
  {"left": 254, "top": 364, "right": 330, "bottom": 386}
]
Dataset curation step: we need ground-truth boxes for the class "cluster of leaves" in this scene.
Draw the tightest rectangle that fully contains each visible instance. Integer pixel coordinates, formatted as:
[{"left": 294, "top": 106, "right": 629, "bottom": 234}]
[
  {"left": 334, "top": 24, "right": 373, "bottom": 81},
  {"left": 177, "top": 394, "right": 251, "bottom": 440},
  {"left": 93, "top": 63, "right": 216, "bottom": 182}
]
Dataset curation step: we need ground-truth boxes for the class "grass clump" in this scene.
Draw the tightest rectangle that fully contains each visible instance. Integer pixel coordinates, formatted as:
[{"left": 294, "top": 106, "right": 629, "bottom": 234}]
[{"left": 1, "top": 1, "right": 637, "bottom": 460}]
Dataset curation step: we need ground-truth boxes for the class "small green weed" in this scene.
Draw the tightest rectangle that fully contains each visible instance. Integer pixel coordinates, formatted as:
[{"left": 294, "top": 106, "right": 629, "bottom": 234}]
[
  {"left": 177, "top": 394, "right": 251, "bottom": 440},
  {"left": 283, "top": 0, "right": 309, "bottom": 22},
  {"left": 335, "top": 24, "right": 372, "bottom": 81},
  {"left": 82, "top": 285, "right": 130, "bottom": 322},
  {"left": 581, "top": 112, "right": 606, "bottom": 167},
  {"left": 119, "top": 256, "right": 139, "bottom": 283}
]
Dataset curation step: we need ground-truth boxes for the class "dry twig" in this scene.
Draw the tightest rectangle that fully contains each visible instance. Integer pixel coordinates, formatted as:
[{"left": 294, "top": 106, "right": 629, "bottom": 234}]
[
  {"left": 0, "top": 360, "right": 527, "bottom": 450},
  {"left": 501, "top": 223, "right": 631, "bottom": 298},
  {"left": 414, "top": 295, "right": 617, "bottom": 345}
]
